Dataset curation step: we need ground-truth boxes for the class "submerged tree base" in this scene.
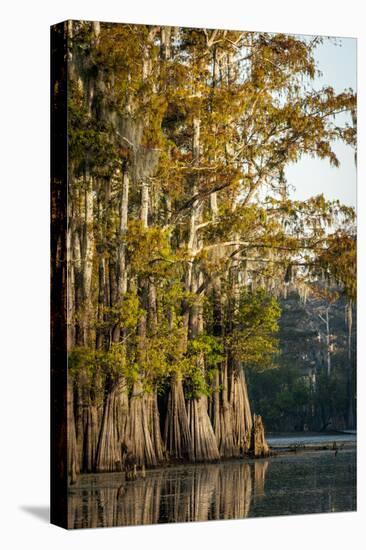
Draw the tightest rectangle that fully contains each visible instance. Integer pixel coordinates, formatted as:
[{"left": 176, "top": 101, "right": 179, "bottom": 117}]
[{"left": 250, "top": 415, "right": 270, "bottom": 458}]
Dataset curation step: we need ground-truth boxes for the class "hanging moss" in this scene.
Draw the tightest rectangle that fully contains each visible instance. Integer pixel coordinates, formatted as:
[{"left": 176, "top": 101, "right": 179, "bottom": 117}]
[{"left": 65, "top": 22, "right": 356, "bottom": 479}]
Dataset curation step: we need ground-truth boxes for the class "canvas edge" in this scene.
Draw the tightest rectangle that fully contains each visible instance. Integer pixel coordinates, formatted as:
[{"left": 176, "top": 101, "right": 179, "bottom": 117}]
[{"left": 50, "top": 20, "right": 69, "bottom": 530}]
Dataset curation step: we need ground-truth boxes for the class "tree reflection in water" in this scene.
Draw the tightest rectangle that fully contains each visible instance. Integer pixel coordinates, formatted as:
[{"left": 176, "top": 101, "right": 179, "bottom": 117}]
[
  {"left": 68, "top": 460, "right": 269, "bottom": 528},
  {"left": 67, "top": 449, "right": 356, "bottom": 528}
]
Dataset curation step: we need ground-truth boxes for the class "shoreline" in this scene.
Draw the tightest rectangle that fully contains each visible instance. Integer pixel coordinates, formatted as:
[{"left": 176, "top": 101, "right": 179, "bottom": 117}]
[
  {"left": 270, "top": 441, "right": 356, "bottom": 455},
  {"left": 69, "top": 440, "right": 356, "bottom": 487}
]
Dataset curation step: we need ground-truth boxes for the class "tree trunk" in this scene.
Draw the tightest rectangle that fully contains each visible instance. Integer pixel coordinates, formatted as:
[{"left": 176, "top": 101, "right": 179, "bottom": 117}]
[
  {"left": 126, "top": 379, "right": 157, "bottom": 467},
  {"left": 125, "top": 178, "right": 161, "bottom": 467},
  {"left": 67, "top": 378, "right": 79, "bottom": 483},
  {"left": 146, "top": 390, "right": 165, "bottom": 462},
  {"left": 95, "top": 380, "right": 129, "bottom": 471},
  {"left": 231, "top": 367, "right": 253, "bottom": 455},
  {"left": 96, "top": 166, "right": 130, "bottom": 472},
  {"left": 188, "top": 395, "right": 220, "bottom": 462},
  {"left": 216, "top": 362, "right": 236, "bottom": 457},
  {"left": 325, "top": 308, "right": 331, "bottom": 377},
  {"left": 187, "top": 115, "right": 220, "bottom": 462},
  {"left": 164, "top": 374, "right": 193, "bottom": 461},
  {"left": 82, "top": 402, "right": 100, "bottom": 472},
  {"left": 346, "top": 302, "right": 355, "bottom": 429},
  {"left": 118, "top": 170, "right": 129, "bottom": 295},
  {"left": 140, "top": 180, "right": 149, "bottom": 228},
  {"left": 187, "top": 267, "right": 220, "bottom": 462},
  {"left": 250, "top": 414, "right": 270, "bottom": 457},
  {"left": 81, "top": 170, "right": 95, "bottom": 345}
]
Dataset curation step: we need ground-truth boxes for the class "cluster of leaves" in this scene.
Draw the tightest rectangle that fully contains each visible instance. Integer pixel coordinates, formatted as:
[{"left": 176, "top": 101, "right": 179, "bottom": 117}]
[
  {"left": 66, "top": 22, "right": 356, "bottom": 407},
  {"left": 182, "top": 335, "right": 224, "bottom": 399},
  {"left": 68, "top": 344, "right": 138, "bottom": 392},
  {"left": 224, "top": 288, "right": 281, "bottom": 370},
  {"left": 125, "top": 221, "right": 176, "bottom": 278},
  {"left": 68, "top": 83, "right": 119, "bottom": 176},
  {"left": 94, "top": 291, "right": 141, "bottom": 334},
  {"left": 315, "top": 232, "right": 356, "bottom": 301}
]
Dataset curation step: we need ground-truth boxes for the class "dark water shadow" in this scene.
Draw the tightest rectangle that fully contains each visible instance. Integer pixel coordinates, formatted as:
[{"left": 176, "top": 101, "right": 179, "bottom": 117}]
[
  {"left": 20, "top": 505, "right": 49, "bottom": 523},
  {"left": 68, "top": 460, "right": 269, "bottom": 528},
  {"left": 68, "top": 449, "right": 356, "bottom": 529}
]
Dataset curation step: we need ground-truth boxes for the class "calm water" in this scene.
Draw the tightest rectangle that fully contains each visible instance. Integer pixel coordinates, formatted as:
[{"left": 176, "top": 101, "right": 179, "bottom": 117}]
[
  {"left": 267, "top": 432, "right": 357, "bottom": 448},
  {"left": 68, "top": 440, "right": 356, "bottom": 529}
]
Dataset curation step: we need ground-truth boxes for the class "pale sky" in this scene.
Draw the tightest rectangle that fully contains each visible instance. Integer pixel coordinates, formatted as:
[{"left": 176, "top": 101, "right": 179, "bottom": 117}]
[{"left": 285, "top": 37, "right": 357, "bottom": 207}]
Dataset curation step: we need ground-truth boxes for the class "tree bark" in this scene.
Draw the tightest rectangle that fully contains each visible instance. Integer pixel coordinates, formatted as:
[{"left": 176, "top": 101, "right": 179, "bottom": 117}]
[
  {"left": 186, "top": 115, "right": 220, "bottom": 462},
  {"left": 231, "top": 367, "right": 253, "bottom": 455},
  {"left": 126, "top": 378, "right": 157, "bottom": 467},
  {"left": 164, "top": 374, "right": 193, "bottom": 461},
  {"left": 67, "top": 378, "right": 79, "bottom": 483},
  {"left": 188, "top": 395, "right": 220, "bottom": 462},
  {"left": 95, "top": 380, "right": 129, "bottom": 471},
  {"left": 250, "top": 414, "right": 270, "bottom": 457}
]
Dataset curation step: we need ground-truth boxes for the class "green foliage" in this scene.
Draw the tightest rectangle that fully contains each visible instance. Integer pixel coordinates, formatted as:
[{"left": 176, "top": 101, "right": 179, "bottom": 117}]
[
  {"left": 68, "top": 83, "right": 118, "bottom": 176},
  {"left": 95, "top": 291, "right": 141, "bottom": 333},
  {"left": 68, "top": 344, "right": 138, "bottom": 390},
  {"left": 188, "top": 334, "right": 225, "bottom": 368},
  {"left": 247, "top": 363, "right": 312, "bottom": 429},
  {"left": 126, "top": 221, "right": 177, "bottom": 278},
  {"left": 174, "top": 335, "right": 224, "bottom": 399},
  {"left": 225, "top": 289, "right": 281, "bottom": 370},
  {"left": 316, "top": 232, "right": 357, "bottom": 301},
  {"left": 66, "top": 22, "right": 356, "bottom": 422},
  {"left": 248, "top": 289, "right": 356, "bottom": 431},
  {"left": 183, "top": 365, "right": 209, "bottom": 400}
]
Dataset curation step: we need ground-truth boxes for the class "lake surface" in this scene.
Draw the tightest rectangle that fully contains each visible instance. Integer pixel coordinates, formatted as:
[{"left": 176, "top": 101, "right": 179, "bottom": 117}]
[
  {"left": 267, "top": 432, "right": 357, "bottom": 448},
  {"left": 68, "top": 436, "right": 356, "bottom": 529}
]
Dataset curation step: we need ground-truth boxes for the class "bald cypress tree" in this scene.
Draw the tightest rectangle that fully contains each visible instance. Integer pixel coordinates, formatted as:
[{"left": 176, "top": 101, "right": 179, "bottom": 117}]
[{"left": 64, "top": 22, "right": 356, "bottom": 476}]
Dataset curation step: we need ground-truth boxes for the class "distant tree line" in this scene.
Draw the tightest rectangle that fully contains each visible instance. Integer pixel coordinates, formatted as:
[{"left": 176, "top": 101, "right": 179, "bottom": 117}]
[{"left": 248, "top": 287, "right": 356, "bottom": 432}]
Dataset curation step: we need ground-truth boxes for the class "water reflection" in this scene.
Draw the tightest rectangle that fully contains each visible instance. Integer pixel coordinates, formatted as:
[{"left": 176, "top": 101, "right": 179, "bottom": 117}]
[{"left": 68, "top": 450, "right": 356, "bottom": 529}]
